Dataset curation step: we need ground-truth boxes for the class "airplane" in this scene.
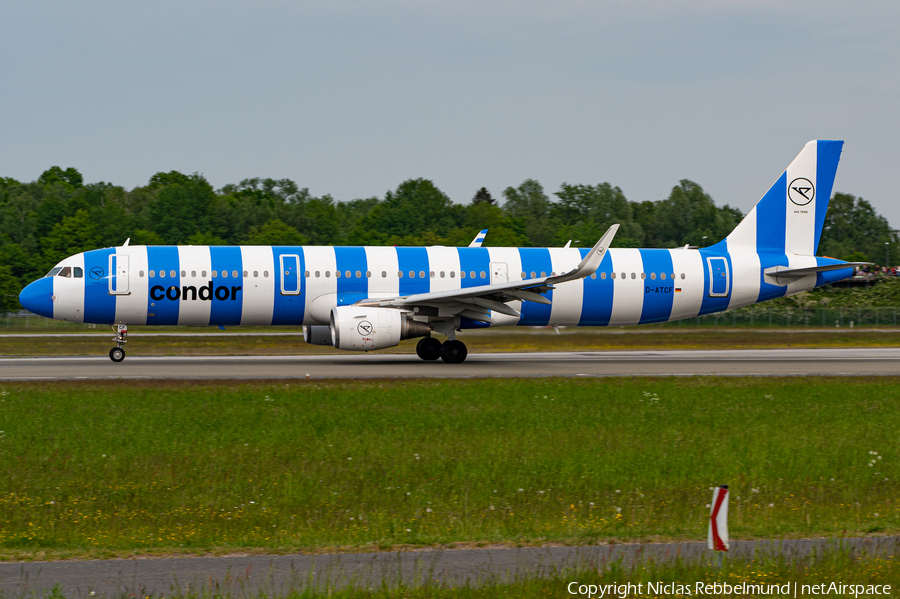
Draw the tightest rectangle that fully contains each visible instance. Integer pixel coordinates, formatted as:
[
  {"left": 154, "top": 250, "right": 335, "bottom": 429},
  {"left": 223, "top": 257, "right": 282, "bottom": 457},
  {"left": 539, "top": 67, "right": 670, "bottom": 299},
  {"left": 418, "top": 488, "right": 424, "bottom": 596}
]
[{"left": 18, "top": 140, "right": 864, "bottom": 364}]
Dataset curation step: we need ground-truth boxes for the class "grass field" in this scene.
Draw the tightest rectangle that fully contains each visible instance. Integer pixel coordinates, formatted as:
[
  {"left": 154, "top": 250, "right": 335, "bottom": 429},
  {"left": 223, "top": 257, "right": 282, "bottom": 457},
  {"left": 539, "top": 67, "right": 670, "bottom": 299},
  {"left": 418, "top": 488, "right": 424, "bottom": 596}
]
[
  {"left": 0, "top": 377, "right": 897, "bottom": 561},
  {"left": 2, "top": 327, "right": 900, "bottom": 357}
]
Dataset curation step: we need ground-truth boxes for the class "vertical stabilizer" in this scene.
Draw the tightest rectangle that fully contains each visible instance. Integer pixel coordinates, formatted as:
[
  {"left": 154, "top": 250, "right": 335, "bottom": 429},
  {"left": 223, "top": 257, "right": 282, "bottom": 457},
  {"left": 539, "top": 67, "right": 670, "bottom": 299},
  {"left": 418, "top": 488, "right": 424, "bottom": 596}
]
[{"left": 726, "top": 140, "right": 843, "bottom": 256}]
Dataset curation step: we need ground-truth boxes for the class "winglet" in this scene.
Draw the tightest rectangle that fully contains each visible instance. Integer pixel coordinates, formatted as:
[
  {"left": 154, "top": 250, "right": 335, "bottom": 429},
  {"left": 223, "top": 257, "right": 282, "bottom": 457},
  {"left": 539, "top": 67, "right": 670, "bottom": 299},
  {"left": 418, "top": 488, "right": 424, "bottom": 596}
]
[
  {"left": 547, "top": 224, "right": 618, "bottom": 285},
  {"left": 468, "top": 229, "right": 488, "bottom": 248}
]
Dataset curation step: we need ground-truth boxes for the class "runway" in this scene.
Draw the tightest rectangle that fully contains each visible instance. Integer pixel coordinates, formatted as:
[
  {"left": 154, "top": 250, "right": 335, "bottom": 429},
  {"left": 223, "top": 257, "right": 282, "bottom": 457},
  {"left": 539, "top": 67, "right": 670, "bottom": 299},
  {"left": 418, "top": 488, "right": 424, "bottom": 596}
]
[
  {"left": 1, "top": 348, "right": 900, "bottom": 380},
  {"left": 0, "top": 537, "right": 896, "bottom": 596}
]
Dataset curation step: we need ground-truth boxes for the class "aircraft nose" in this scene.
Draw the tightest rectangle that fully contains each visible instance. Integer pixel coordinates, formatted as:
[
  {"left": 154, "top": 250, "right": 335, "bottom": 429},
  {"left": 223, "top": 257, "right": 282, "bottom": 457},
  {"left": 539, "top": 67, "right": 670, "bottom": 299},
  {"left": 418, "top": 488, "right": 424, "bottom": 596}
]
[{"left": 18, "top": 277, "right": 55, "bottom": 318}]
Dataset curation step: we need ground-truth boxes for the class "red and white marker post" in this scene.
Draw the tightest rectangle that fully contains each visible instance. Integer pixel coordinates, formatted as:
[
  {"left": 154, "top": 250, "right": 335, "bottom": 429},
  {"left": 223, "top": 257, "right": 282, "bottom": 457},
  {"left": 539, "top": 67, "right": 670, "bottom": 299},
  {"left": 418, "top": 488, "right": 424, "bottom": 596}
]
[{"left": 708, "top": 485, "right": 730, "bottom": 556}]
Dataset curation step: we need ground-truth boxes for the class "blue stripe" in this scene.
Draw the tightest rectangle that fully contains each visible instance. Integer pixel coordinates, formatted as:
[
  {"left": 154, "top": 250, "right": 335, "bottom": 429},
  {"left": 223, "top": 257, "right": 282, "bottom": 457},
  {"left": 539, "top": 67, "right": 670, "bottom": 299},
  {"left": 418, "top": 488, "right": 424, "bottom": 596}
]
[
  {"left": 334, "top": 247, "right": 368, "bottom": 296},
  {"left": 756, "top": 172, "right": 787, "bottom": 254},
  {"left": 209, "top": 246, "right": 243, "bottom": 325},
  {"left": 146, "top": 246, "right": 181, "bottom": 325},
  {"left": 578, "top": 248, "right": 613, "bottom": 326},
  {"left": 458, "top": 248, "right": 492, "bottom": 329},
  {"left": 272, "top": 247, "right": 306, "bottom": 325},
  {"left": 814, "top": 141, "right": 843, "bottom": 252},
  {"left": 517, "top": 248, "right": 552, "bottom": 326},
  {"left": 396, "top": 247, "right": 430, "bottom": 296},
  {"left": 82, "top": 248, "right": 117, "bottom": 324},
  {"left": 698, "top": 250, "right": 736, "bottom": 315},
  {"left": 638, "top": 249, "right": 675, "bottom": 324}
]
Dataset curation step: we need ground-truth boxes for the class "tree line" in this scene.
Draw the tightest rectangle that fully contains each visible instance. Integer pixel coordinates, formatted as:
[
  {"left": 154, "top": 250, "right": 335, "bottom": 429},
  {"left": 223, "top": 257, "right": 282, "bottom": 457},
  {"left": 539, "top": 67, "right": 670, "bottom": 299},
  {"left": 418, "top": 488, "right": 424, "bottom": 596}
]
[{"left": 0, "top": 166, "right": 896, "bottom": 314}]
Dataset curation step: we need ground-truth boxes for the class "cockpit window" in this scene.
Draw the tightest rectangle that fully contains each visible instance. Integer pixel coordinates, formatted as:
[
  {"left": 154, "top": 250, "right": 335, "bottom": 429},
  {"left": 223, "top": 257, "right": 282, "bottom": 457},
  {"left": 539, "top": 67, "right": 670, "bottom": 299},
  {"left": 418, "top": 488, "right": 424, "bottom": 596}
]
[
  {"left": 46, "top": 267, "right": 63, "bottom": 277},
  {"left": 74, "top": 267, "right": 83, "bottom": 278},
  {"left": 58, "top": 267, "right": 72, "bottom": 278}
]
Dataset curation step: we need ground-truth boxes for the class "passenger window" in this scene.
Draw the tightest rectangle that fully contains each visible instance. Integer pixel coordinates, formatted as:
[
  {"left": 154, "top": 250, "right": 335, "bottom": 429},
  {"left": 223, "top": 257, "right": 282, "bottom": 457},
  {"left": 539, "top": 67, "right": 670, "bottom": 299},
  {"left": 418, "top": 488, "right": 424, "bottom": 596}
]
[
  {"left": 481, "top": 271, "right": 487, "bottom": 279},
  {"left": 160, "top": 271, "right": 166, "bottom": 279},
  {"left": 355, "top": 270, "right": 361, "bottom": 278},
  {"left": 611, "top": 272, "right": 616, "bottom": 279},
  {"left": 681, "top": 273, "right": 685, "bottom": 279},
  {"left": 440, "top": 271, "right": 445, "bottom": 278},
  {"left": 641, "top": 273, "right": 646, "bottom": 279},
  {"left": 202, "top": 270, "right": 208, "bottom": 277},
  {"left": 419, "top": 271, "right": 425, "bottom": 278},
  {"left": 170, "top": 270, "right": 176, "bottom": 278},
  {"left": 366, "top": 271, "right": 371, "bottom": 278},
  {"left": 382, "top": 271, "right": 387, "bottom": 278},
  {"left": 222, "top": 270, "right": 229, "bottom": 279},
  {"left": 254, "top": 271, "right": 259, "bottom": 278},
  {"left": 621, "top": 272, "right": 626, "bottom": 279},
  {"left": 460, "top": 271, "right": 466, "bottom": 278},
  {"left": 430, "top": 271, "right": 435, "bottom": 278},
  {"left": 591, "top": 273, "right": 596, "bottom": 279},
  {"left": 264, "top": 271, "right": 269, "bottom": 277},
  {"left": 520, "top": 272, "right": 526, "bottom": 278},
  {"left": 631, "top": 273, "right": 636, "bottom": 279},
  {"left": 149, "top": 270, "right": 155, "bottom": 278},
  {"left": 59, "top": 267, "right": 72, "bottom": 278},
  {"left": 232, "top": 270, "right": 238, "bottom": 278},
  {"left": 660, "top": 273, "right": 666, "bottom": 280},
  {"left": 450, "top": 271, "right": 455, "bottom": 278},
  {"left": 551, "top": 272, "right": 556, "bottom": 277},
  {"left": 138, "top": 270, "right": 144, "bottom": 278},
  {"left": 650, "top": 272, "right": 656, "bottom": 280},
  {"left": 74, "top": 267, "right": 83, "bottom": 278},
  {"left": 211, "top": 270, "right": 217, "bottom": 278},
  {"left": 539, "top": 272, "right": 545, "bottom": 278},
  {"left": 243, "top": 270, "right": 248, "bottom": 277},
  {"left": 181, "top": 270, "right": 186, "bottom": 277},
  {"left": 305, "top": 271, "right": 310, "bottom": 277},
  {"left": 529, "top": 271, "right": 535, "bottom": 278},
  {"left": 325, "top": 271, "right": 331, "bottom": 278},
  {"left": 335, "top": 271, "right": 341, "bottom": 278},
  {"left": 315, "top": 271, "right": 320, "bottom": 277},
  {"left": 191, "top": 271, "right": 196, "bottom": 277},
  {"left": 398, "top": 271, "right": 404, "bottom": 278},
  {"left": 345, "top": 271, "right": 351, "bottom": 278}
]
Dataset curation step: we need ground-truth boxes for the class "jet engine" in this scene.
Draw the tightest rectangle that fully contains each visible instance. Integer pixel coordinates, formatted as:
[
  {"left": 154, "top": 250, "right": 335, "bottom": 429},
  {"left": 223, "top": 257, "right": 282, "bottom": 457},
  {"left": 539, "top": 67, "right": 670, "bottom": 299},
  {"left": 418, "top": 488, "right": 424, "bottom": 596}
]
[
  {"left": 303, "top": 325, "right": 333, "bottom": 346},
  {"left": 330, "top": 306, "right": 431, "bottom": 351}
]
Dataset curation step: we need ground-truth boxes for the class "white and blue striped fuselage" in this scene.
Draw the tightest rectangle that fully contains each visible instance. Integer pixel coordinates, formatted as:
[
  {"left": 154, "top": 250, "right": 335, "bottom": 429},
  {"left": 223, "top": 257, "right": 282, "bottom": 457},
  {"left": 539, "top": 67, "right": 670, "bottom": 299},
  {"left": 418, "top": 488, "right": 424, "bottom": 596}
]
[{"left": 39, "top": 243, "right": 851, "bottom": 329}]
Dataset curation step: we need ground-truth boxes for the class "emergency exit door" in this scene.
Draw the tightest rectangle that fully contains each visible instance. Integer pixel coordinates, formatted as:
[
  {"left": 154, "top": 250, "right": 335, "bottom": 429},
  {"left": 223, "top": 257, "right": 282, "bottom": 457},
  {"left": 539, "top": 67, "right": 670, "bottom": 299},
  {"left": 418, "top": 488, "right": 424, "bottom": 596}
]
[{"left": 109, "top": 254, "right": 130, "bottom": 295}]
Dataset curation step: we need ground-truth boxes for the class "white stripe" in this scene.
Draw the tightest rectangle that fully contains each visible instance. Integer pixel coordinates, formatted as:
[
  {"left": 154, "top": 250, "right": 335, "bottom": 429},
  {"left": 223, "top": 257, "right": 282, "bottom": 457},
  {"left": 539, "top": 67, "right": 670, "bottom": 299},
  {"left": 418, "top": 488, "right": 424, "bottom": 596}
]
[
  {"left": 240, "top": 246, "right": 275, "bottom": 325},
  {"left": 784, "top": 140, "right": 818, "bottom": 256},
  {"left": 303, "top": 246, "right": 337, "bottom": 324},
  {"left": 364, "top": 246, "right": 400, "bottom": 298},
  {"left": 609, "top": 249, "right": 644, "bottom": 326},
  {"left": 668, "top": 249, "right": 705, "bottom": 321},
  {"left": 549, "top": 248, "right": 584, "bottom": 326},
  {"left": 176, "top": 246, "right": 212, "bottom": 325},
  {"left": 486, "top": 247, "right": 522, "bottom": 326},
  {"left": 113, "top": 246, "right": 148, "bottom": 325},
  {"left": 426, "top": 247, "right": 460, "bottom": 293},
  {"left": 785, "top": 254, "right": 819, "bottom": 295}
]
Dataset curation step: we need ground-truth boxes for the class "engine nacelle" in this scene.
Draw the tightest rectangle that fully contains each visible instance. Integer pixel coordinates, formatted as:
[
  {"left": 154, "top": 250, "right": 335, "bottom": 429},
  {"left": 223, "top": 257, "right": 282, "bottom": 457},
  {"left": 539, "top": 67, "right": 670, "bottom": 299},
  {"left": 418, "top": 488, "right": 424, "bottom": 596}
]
[
  {"left": 303, "top": 325, "right": 333, "bottom": 346},
  {"left": 330, "top": 306, "right": 430, "bottom": 351}
]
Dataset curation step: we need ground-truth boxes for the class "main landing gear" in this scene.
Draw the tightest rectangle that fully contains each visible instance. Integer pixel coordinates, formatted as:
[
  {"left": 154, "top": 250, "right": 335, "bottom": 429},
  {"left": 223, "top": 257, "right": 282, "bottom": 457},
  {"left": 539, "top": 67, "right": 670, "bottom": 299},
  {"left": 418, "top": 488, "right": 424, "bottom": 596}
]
[
  {"left": 109, "top": 324, "right": 127, "bottom": 363},
  {"left": 416, "top": 337, "right": 468, "bottom": 364}
]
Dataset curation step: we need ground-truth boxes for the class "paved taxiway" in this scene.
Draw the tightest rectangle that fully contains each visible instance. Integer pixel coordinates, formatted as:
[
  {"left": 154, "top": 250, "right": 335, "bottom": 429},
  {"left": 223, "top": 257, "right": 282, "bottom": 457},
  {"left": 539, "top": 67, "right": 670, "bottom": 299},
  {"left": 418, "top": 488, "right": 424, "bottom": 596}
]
[
  {"left": 1, "top": 348, "right": 899, "bottom": 379},
  {"left": 1, "top": 537, "right": 896, "bottom": 596}
]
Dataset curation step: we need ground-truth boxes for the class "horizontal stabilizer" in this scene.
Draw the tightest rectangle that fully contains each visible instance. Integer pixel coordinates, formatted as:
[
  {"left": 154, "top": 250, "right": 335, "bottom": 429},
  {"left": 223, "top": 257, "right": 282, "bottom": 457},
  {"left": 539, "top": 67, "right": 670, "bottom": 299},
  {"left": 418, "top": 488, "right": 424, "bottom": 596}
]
[{"left": 764, "top": 262, "right": 868, "bottom": 286}]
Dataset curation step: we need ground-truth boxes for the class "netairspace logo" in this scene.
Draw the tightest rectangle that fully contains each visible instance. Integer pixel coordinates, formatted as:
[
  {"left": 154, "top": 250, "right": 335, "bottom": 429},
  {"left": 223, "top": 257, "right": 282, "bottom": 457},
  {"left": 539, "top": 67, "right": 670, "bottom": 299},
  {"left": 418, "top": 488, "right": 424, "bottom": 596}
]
[{"left": 566, "top": 581, "right": 892, "bottom": 597}]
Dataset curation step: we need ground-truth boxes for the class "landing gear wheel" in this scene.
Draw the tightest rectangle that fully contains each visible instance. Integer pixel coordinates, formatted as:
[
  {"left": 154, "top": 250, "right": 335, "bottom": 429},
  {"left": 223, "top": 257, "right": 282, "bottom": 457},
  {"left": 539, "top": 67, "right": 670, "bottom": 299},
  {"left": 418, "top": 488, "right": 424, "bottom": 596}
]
[
  {"left": 440, "top": 340, "right": 468, "bottom": 364},
  {"left": 109, "top": 347, "right": 125, "bottom": 363},
  {"left": 416, "top": 337, "right": 442, "bottom": 361}
]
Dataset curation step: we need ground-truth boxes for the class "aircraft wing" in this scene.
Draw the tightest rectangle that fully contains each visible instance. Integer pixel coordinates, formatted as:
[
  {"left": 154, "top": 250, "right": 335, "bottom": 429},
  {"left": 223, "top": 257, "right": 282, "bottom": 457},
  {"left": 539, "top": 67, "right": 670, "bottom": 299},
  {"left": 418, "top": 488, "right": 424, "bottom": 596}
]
[
  {"left": 468, "top": 229, "right": 488, "bottom": 248},
  {"left": 357, "top": 225, "right": 619, "bottom": 323}
]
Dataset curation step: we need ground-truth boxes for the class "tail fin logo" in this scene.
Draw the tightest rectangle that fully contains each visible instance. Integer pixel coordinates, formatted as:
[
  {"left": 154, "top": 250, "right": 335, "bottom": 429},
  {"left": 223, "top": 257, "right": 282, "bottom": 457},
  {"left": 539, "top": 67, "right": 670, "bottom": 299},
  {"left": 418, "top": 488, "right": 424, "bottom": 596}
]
[{"left": 789, "top": 178, "right": 815, "bottom": 206}]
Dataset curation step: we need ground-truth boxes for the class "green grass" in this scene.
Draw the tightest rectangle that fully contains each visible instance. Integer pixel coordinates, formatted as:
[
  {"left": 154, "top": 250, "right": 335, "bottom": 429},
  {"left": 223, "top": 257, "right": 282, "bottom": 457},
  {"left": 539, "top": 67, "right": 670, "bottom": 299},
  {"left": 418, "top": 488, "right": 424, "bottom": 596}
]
[{"left": 0, "top": 378, "right": 898, "bottom": 559}]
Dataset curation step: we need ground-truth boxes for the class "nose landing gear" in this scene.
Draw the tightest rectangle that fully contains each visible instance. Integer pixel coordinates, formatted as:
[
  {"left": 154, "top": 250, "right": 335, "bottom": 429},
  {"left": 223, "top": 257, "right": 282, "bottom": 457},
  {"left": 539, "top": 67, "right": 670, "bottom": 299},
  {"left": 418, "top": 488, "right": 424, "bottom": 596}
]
[{"left": 109, "top": 324, "right": 127, "bottom": 363}]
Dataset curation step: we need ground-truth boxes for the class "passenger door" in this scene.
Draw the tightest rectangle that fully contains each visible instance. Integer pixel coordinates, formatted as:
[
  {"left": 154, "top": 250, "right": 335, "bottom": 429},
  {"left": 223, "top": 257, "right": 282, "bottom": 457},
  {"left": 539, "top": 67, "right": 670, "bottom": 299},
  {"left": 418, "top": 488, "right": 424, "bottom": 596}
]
[
  {"left": 280, "top": 254, "right": 301, "bottom": 295},
  {"left": 108, "top": 254, "right": 130, "bottom": 295},
  {"left": 707, "top": 256, "right": 730, "bottom": 297}
]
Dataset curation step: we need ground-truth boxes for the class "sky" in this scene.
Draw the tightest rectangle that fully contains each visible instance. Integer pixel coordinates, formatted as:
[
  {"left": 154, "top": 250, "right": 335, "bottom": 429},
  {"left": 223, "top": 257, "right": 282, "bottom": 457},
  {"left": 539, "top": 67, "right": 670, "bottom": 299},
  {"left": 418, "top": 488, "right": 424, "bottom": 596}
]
[{"left": 2, "top": 0, "right": 899, "bottom": 227}]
